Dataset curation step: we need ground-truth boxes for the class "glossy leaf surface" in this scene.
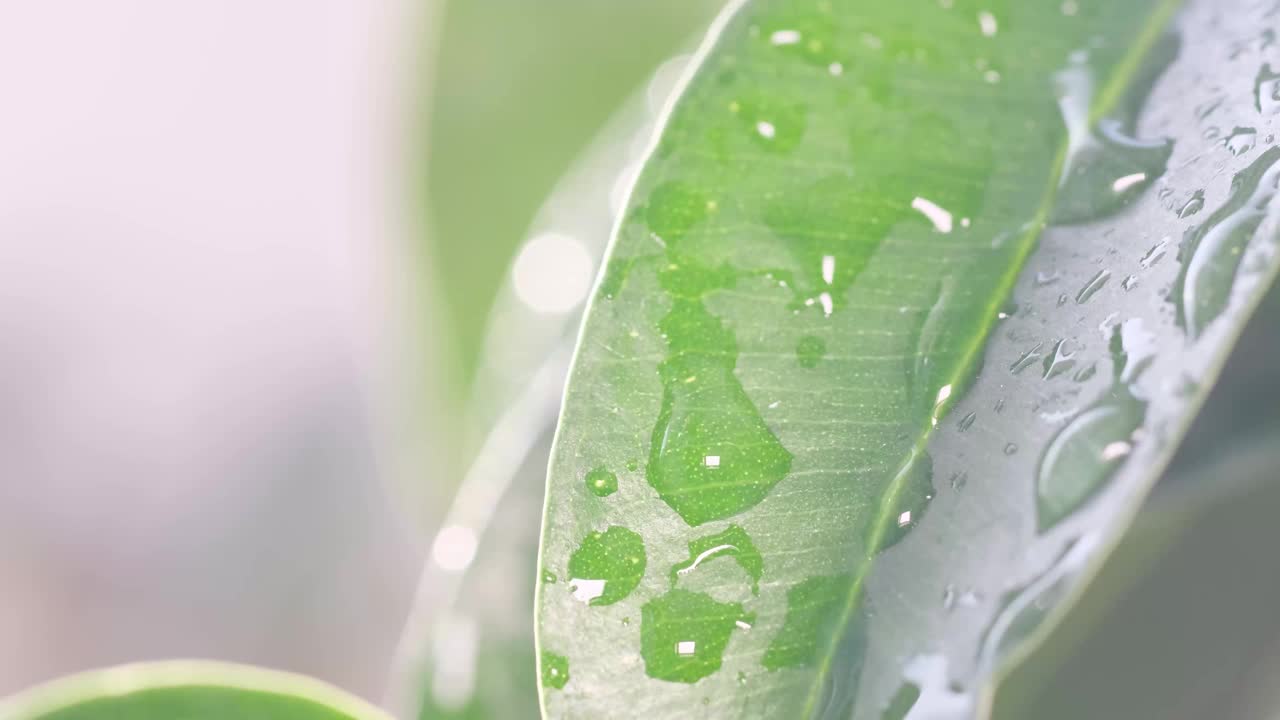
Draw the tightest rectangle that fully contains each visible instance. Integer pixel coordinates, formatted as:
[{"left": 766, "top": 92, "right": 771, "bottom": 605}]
[
  {"left": 0, "top": 663, "right": 388, "bottom": 720},
  {"left": 537, "top": 0, "right": 1280, "bottom": 717}
]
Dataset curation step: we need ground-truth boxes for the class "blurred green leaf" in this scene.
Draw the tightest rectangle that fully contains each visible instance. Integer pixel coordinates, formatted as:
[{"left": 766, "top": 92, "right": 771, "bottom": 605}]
[
  {"left": 0, "top": 663, "right": 389, "bottom": 720},
  {"left": 535, "top": 0, "right": 1280, "bottom": 717},
  {"left": 424, "top": 0, "right": 722, "bottom": 388}
]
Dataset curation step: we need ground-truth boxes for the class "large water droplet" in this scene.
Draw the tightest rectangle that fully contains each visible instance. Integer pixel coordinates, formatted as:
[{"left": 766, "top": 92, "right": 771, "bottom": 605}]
[
  {"left": 1175, "top": 146, "right": 1280, "bottom": 338},
  {"left": 1050, "top": 46, "right": 1176, "bottom": 224},
  {"left": 670, "top": 524, "right": 764, "bottom": 595},
  {"left": 1036, "top": 321, "right": 1152, "bottom": 530},
  {"left": 763, "top": 574, "right": 850, "bottom": 670},
  {"left": 567, "top": 526, "right": 646, "bottom": 606},
  {"left": 640, "top": 589, "right": 753, "bottom": 683}
]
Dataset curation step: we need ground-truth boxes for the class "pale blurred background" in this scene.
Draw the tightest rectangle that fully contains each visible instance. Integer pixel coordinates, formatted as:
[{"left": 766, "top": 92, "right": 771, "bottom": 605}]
[{"left": 0, "top": 0, "right": 717, "bottom": 706}]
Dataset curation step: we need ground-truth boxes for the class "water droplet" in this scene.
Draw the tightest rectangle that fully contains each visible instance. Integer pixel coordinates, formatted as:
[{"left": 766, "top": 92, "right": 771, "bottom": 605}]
[
  {"left": 1073, "top": 363, "right": 1098, "bottom": 383},
  {"left": 641, "top": 589, "right": 752, "bottom": 683},
  {"left": 1121, "top": 274, "right": 1139, "bottom": 291},
  {"left": 949, "top": 471, "right": 968, "bottom": 491},
  {"left": 1041, "top": 339, "right": 1077, "bottom": 380},
  {"left": 1178, "top": 190, "right": 1206, "bottom": 218},
  {"left": 737, "top": 671, "right": 748, "bottom": 685},
  {"left": 1035, "top": 270, "right": 1062, "bottom": 286},
  {"left": 1256, "top": 64, "right": 1280, "bottom": 114},
  {"left": 1037, "top": 321, "right": 1151, "bottom": 530},
  {"left": 1140, "top": 237, "right": 1170, "bottom": 268},
  {"left": 942, "top": 584, "right": 982, "bottom": 611},
  {"left": 1004, "top": 443, "right": 1019, "bottom": 456},
  {"left": 957, "top": 412, "right": 977, "bottom": 432},
  {"left": 881, "top": 682, "right": 921, "bottom": 720},
  {"left": 542, "top": 569, "right": 557, "bottom": 584},
  {"left": 1010, "top": 343, "right": 1044, "bottom": 375},
  {"left": 1227, "top": 127, "right": 1259, "bottom": 156},
  {"left": 1075, "top": 269, "right": 1111, "bottom": 304},
  {"left": 796, "top": 335, "right": 827, "bottom": 368},
  {"left": 541, "top": 651, "right": 570, "bottom": 690},
  {"left": 1175, "top": 146, "right": 1280, "bottom": 338},
  {"left": 567, "top": 526, "right": 646, "bottom": 606},
  {"left": 875, "top": 452, "right": 934, "bottom": 550},
  {"left": 647, "top": 259, "right": 793, "bottom": 526},
  {"left": 763, "top": 574, "right": 850, "bottom": 669},
  {"left": 670, "top": 524, "right": 763, "bottom": 595},
  {"left": 585, "top": 466, "right": 618, "bottom": 497},
  {"left": 1052, "top": 57, "right": 1174, "bottom": 225}
]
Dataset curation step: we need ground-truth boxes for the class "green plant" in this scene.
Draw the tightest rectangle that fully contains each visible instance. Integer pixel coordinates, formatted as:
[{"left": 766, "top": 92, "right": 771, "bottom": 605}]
[{"left": 12, "top": 0, "right": 1280, "bottom": 719}]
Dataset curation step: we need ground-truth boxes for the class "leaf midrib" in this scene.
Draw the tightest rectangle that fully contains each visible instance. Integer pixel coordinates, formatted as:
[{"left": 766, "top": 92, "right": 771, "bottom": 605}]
[{"left": 795, "top": 0, "right": 1185, "bottom": 715}]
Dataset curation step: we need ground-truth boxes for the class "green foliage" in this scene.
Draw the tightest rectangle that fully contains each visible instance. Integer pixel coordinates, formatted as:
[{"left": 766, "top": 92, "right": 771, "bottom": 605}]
[
  {"left": 0, "top": 663, "right": 388, "bottom": 720},
  {"left": 535, "top": 0, "right": 1280, "bottom": 716}
]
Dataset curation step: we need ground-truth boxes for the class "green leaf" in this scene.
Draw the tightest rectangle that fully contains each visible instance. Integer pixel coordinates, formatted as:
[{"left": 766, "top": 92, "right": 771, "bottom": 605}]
[
  {"left": 0, "top": 662, "right": 389, "bottom": 720},
  {"left": 536, "top": 0, "right": 1280, "bottom": 717},
  {"left": 387, "top": 72, "right": 676, "bottom": 720}
]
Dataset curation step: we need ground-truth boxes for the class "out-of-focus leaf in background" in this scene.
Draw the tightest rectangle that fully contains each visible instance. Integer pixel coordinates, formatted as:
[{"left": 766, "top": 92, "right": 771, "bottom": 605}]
[
  {"left": 0, "top": 663, "right": 391, "bottom": 720},
  {"left": 422, "top": 0, "right": 723, "bottom": 398}
]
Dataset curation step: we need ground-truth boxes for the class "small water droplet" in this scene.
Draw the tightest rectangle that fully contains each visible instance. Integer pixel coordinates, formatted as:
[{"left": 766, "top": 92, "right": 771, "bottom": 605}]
[
  {"left": 1034, "top": 270, "right": 1061, "bottom": 286},
  {"left": 1178, "top": 190, "right": 1206, "bottom": 218},
  {"left": 542, "top": 569, "right": 557, "bottom": 584},
  {"left": 1140, "top": 237, "right": 1170, "bottom": 268},
  {"left": 1256, "top": 64, "right": 1280, "bottom": 114},
  {"left": 1075, "top": 270, "right": 1111, "bottom": 304},
  {"left": 1010, "top": 343, "right": 1044, "bottom": 375},
  {"left": 567, "top": 527, "right": 646, "bottom": 606},
  {"left": 949, "top": 471, "right": 968, "bottom": 491},
  {"left": 585, "top": 466, "right": 618, "bottom": 497},
  {"left": 1042, "top": 339, "right": 1077, "bottom": 380},
  {"left": 541, "top": 652, "right": 570, "bottom": 690},
  {"left": 957, "top": 412, "right": 977, "bottom": 432},
  {"left": 1227, "top": 127, "right": 1259, "bottom": 156},
  {"left": 1122, "top": 275, "right": 1139, "bottom": 291},
  {"left": 796, "top": 335, "right": 827, "bottom": 368},
  {"left": 1004, "top": 443, "right": 1019, "bottom": 456}
]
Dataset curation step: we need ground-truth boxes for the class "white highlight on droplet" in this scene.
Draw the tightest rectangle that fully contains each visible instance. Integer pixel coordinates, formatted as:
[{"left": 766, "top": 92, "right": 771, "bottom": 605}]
[
  {"left": 828, "top": 62, "right": 844, "bottom": 76},
  {"left": 432, "top": 525, "right": 478, "bottom": 572},
  {"left": 978, "top": 11, "right": 998, "bottom": 36},
  {"left": 912, "top": 196, "right": 954, "bottom": 233},
  {"left": 1101, "top": 441, "right": 1132, "bottom": 461},
  {"left": 898, "top": 511, "right": 912, "bottom": 527},
  {"left": 704, "top": 455, "right": 721, "bottom": 468},
  {"left": 756, "top": 121, "right": 776, "bottom": 139},
  {"left": 735, "top": 620, "right": 753, "bottom": 630},
  {"left": 1112, "top": 173, "right": 1148, "bottom": 193},
  {"left": 935, "top": 384, "right": 953, "bottom": 405},
  {"left": 770, "top": 29, "right": 801, "bottom": 46},
  {"left": 512, "top": 232, "right": 594, "bottom": 313},
  {"left": 676, "top": 641, "right": 697, "bottom": 656},
  {"left": 821, "top": 255, "right": 836, "bottom": 285},
  {"left": 819, "top": 292, "right": 833, "bottom": 317},
  {"left": 569, "top": 578, "right": 607, "bottom": 603}
]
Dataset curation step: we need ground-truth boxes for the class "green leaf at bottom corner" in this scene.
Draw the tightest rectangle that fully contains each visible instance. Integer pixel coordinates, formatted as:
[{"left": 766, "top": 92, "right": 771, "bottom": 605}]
[
  {"left": 537, "top": 0, "right": 1280, "bottom": 717},
  {"left": 0, "top": 662, "right": 389, "bottom": 720}
]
